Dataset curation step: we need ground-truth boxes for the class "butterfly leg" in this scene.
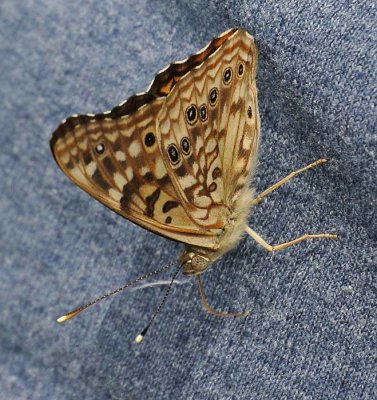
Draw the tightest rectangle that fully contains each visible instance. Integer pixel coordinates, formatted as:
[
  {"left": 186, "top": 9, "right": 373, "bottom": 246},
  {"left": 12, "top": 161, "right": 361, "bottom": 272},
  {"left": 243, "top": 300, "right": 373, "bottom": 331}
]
[
  {"left": 197, "top": 275, "right": 249, "bottom": 317},
  {"left": 245, "top": 226, "right": 337, "bottom": 252},
  {"left": 253, "top": 158, "right": 329, "bottom": 205}
]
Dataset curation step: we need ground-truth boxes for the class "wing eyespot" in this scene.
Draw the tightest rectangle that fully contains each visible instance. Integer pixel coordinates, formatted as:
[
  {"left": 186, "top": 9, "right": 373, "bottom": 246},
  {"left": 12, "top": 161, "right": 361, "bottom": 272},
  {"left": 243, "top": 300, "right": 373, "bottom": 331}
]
[
  {"left": 180, "top": 137, "right": 191, "bottom": 156},
  {"left": 209, "top": 87, "right": 218, "bottom": 107},
  {"left": 247, "top": 106, "right": 252, "bottom": 119},
  {"left": 223, "top": 67, "right": 233, "bottom": 84},
  {"left": 144, "top": 131, "right": 156, "bottom": 147},
  {"left": 237, "top": 62, "right": 244, "bottom": 77},
  {"left": 199, "top": 104, "right": 208, "bottom": 122},
  {"left": 95, "top": 143, "right": 105, "bottom": 155},
  {"left": 167, "top": 144, "right": 180, "bottom": 165},
  {"left": 185, "top": 105, "right": 198, "bottom": 125}
]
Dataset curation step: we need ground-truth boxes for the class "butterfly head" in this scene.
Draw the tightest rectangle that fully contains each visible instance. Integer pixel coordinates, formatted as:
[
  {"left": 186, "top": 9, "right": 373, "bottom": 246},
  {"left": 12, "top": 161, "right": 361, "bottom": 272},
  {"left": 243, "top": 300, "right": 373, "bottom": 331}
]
[{"left": 180, "top": 251, "right": 211, "bottom": 275}]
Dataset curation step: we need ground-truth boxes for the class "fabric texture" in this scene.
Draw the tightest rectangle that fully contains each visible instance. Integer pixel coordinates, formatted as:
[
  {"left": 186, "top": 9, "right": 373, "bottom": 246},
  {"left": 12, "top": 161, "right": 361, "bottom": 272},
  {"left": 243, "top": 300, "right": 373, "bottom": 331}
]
[{"left": 0, "top": 1, "right": 375, "bottom": 399}]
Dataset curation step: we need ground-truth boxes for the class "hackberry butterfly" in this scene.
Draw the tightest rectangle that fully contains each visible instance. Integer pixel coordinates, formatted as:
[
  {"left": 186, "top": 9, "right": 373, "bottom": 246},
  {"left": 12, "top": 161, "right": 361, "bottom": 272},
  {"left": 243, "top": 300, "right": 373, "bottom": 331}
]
[{"left": 51, "top": 28, "right": 336, "bottom": 342}]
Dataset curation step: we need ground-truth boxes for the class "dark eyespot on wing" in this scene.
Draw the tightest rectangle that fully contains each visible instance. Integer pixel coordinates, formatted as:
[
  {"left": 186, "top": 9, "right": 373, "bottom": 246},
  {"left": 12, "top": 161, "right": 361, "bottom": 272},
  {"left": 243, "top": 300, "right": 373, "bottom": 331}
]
[
  {"left": 95, "top": 143, "right": 105, "bottom": 154},
  {"left": 223, "top": 67, "right": 232, "bottom": 84},
  {"left": 186, "top": 105, "right": 198, "bottom": 125},
  {"left": 167, "top": 144, "right": 180, "bottom": 165},
  {"left": 247, "top": 106, "right": 252, "bottom": 118},
  {"left": 199, "top": 104, "right": 208, "bottom": 121},
  {"left": 209, "top": 87, "right": 218, "bottom": 106},
  {"left": 238, "top": 62, "right": 244, "bottom": 76},
  {"left": 181, "top": 137, "right": 191, "bottom": 155},
  {"left": 144, "top": 132, "right": 156, "bottom": 147}
]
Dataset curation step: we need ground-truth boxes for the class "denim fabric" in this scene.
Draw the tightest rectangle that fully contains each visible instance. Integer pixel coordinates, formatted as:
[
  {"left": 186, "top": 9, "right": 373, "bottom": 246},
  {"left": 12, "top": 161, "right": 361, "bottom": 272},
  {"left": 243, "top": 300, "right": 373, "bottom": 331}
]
[{"left": 0, "top": 1, "right": 375, "bottom": 399}]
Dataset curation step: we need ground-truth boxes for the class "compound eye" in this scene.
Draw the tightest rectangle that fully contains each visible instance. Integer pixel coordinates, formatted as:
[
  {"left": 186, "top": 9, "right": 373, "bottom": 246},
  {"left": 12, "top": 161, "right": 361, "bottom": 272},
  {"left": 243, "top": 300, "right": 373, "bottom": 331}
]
[{"left": 192, "top": 255, "right": 209, "bottom": 272}]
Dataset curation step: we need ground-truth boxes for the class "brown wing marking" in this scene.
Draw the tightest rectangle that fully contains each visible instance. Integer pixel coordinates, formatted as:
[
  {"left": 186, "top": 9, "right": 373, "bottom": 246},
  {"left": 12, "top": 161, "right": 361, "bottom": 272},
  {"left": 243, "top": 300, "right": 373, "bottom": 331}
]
[
  {"left": 157, "top": 29, "right": 255, "bottom": 228},
  {"left": 51, "top": 101, "right": 220, "bottom": 249},
  {"left": 50, "top": 28, "right": 256, "bottom": 248},
  {"left": 223, "top": 37, "right": 260, "bottom": 202}
]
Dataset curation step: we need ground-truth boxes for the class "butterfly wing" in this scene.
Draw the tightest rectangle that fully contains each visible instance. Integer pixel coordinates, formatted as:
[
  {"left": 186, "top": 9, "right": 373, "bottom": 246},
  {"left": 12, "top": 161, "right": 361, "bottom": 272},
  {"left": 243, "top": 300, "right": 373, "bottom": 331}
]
[
  {"left": 50, "top": 99, "right": 218, "bottom": 248},
  {"left": 221, "top": 32, "right": 260, "bottom": 203},
  {"left": 50, "top": 28, "right": 258, "bottom": 250},
  {"left": 157, "top": 29, "right": 259, "bottom": 228}
]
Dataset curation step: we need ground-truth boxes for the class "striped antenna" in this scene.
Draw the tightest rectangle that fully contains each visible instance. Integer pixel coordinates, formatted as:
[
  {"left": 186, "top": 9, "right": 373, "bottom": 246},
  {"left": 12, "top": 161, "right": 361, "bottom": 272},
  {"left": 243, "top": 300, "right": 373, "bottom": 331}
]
[
  {"left": 56, "top": 261, "right": 176, "bottom": 323},
  {"left": 135, "top": 263, "right": 183, "bottom": 344}
]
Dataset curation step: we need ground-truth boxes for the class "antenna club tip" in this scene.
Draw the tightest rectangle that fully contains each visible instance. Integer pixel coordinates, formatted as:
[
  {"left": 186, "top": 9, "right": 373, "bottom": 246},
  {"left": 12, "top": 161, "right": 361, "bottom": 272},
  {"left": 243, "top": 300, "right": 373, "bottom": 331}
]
[
  {"left": 135, "top": 326, "right": 149, "bottom": 343},
  {"left": 135, "top": 334, "right": 144, "bottom": 344},
  {"left": 56, "top": 315, "right": 69, "bottom": 323},
  {"left": 56, "top": 309, "right": 82, "bottom": 323}
]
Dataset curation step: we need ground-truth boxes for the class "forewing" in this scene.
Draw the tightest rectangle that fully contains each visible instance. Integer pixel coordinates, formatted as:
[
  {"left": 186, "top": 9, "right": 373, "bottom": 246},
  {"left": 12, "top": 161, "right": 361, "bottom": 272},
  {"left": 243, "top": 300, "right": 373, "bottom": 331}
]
[{"left": 157, "top": 29, "right": 259, "bottom": 228}]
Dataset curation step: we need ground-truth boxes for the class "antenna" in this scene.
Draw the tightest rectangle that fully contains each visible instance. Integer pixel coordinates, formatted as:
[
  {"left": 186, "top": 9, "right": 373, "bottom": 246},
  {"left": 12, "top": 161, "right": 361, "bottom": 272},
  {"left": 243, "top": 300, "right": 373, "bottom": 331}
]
[
  {"left": 56, "top": 261, "right": 176, "bottom": 323},
  {"left": 135, "top": 263, "right": 183, "bottom": 344}
]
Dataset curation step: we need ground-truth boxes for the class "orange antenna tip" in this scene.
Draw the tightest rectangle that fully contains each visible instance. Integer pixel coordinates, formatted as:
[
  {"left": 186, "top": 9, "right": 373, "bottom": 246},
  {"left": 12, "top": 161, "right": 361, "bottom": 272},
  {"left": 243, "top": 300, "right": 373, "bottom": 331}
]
[
  {"left": 55, "top": 262, "right": 176, "bottom": 326},
  {"left": 56, "top": 309, "right": 82, "bottom": 323}
]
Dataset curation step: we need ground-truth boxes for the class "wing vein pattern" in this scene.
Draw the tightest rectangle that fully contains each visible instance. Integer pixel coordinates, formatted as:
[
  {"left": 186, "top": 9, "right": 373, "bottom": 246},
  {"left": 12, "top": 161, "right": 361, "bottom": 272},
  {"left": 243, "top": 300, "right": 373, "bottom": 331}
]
[{"left": 50, "top": 28, "right": 259, "bottom": 250}]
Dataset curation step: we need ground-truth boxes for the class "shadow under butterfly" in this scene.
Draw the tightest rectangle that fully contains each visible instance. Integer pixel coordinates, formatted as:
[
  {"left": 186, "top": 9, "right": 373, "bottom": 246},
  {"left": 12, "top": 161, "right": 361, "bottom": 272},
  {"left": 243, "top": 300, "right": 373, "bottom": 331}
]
[{"left": 50, "top": 28, "right": 337, "bottom": 343}]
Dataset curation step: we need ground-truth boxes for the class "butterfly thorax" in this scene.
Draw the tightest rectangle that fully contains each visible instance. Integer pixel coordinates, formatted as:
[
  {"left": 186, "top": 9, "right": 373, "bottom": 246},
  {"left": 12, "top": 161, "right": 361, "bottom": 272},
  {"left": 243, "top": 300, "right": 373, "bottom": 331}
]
[{"left": 181, "top": 186, "right": 255, "bottom": 275}]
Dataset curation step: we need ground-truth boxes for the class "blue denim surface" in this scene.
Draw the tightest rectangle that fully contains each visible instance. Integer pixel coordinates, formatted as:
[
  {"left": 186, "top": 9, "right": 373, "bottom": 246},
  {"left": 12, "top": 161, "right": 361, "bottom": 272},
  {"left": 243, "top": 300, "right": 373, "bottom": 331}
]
[{"left": 0, "top": 1, "right": 375, "bottom": 399}]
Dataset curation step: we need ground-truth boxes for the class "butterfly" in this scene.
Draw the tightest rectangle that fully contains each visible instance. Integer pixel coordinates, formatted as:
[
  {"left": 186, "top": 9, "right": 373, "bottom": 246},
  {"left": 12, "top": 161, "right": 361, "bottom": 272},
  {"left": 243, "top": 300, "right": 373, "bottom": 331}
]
[{"left": 51, "top": 28, "right": 336, "bottom": 342}]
